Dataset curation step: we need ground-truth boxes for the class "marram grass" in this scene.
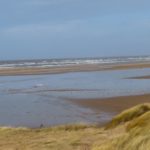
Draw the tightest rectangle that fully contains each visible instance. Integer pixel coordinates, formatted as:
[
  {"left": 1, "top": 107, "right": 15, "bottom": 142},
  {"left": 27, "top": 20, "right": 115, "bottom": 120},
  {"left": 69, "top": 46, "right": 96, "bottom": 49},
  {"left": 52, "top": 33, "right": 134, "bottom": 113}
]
[
  {"left": 1, "top": 103, "right": 150, "bottom": 150},
  {"left": 105, "top": 103, "right": 150, "bottom": 129}
]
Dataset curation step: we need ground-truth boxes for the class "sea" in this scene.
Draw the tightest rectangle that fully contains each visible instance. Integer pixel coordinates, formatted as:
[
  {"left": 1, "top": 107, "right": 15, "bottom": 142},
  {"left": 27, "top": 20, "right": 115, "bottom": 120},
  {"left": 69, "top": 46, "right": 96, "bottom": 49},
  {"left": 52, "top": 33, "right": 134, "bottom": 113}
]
[
  {"left": 0, "top": 56, "right": 150, "bottom": 127},
  {"left": 0, "top": 56, "right": 150, "bottom": 69}
]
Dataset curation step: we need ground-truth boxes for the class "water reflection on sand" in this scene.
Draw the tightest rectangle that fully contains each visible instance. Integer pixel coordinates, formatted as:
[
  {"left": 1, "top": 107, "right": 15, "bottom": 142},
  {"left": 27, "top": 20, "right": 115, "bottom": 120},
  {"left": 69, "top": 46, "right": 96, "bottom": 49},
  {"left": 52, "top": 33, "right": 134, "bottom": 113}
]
[{"left": 0, "top": 68, "right": 150, "bottom": 127}]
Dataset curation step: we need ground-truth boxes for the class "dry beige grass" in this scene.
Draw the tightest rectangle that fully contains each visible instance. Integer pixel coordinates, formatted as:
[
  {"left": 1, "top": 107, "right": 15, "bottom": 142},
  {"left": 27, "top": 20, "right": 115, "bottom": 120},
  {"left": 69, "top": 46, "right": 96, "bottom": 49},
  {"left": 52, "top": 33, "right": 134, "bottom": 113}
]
[
  {"left": 1, "top": 103, "right": 150, "bottom": 150},
  {"left": 105, "top": 103, "right": 150, "bottom": 129},
  {"left": 93, "top": 103, "right": 150, "bottom": 150},
  {"left": 0, "top": 124, "right": 104, "bottom": 150}
]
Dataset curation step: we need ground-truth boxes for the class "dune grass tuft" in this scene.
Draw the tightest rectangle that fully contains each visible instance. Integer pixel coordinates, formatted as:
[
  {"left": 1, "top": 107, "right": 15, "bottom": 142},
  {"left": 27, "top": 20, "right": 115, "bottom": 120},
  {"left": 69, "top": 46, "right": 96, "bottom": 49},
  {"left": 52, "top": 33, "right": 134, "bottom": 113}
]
[
  {"left": 126, "top": 111, "right": 150, "bottom": 131},
  {"left": 105, "top": 103, "right": 150, "bottom": 129},
  {"left": 93, "top": 103, "right": 150, "bottom": 150},
  {"left": 49, "top": 124, "right": 92, "bottom": 131}
]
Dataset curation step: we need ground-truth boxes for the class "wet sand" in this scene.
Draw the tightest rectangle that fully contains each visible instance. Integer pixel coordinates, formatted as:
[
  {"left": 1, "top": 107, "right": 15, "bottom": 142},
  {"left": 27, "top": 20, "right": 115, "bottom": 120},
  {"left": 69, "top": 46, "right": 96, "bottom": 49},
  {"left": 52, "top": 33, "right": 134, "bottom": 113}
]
[
  {"left": 72, "top": 94, "right": 150, "bottom": 114},
  {"left": 0, "top": 62, "right": 150, "bottom": 76},
  {"left": 0, "top": 62, "right": 150, "bottom": 126},
  {"left": 127, "top": 75, "right": 150, "bottom": 79}
]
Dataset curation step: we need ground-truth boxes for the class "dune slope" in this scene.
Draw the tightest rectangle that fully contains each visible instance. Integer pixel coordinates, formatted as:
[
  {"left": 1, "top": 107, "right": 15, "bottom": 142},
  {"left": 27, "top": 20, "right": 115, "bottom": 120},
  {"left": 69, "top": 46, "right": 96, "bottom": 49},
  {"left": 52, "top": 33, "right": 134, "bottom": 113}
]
[{"left": 0, "top": 103, "right": 150, "bottom": 150}]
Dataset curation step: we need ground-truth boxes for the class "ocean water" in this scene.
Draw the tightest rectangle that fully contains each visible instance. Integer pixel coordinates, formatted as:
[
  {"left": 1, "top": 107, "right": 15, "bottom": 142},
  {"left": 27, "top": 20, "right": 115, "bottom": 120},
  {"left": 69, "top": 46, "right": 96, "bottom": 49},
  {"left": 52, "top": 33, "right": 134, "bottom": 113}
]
[
  {"left": 0, "top": 56, "right": 150, "bottom": 69},
  {"left": 0, "top": 66, "right": 150, "bottom": 127}
]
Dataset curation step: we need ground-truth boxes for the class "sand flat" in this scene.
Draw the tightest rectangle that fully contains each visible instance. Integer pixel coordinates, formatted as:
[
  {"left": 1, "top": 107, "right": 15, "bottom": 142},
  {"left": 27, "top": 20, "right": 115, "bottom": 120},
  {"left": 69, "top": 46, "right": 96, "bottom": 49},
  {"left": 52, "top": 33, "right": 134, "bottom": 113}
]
[
  {"left": 127, "top": 75, "right": 150, "bottom": 79},
  {"left": 72, "top": 94, "right": 150, "bottom": 114},
  {"left": 0, "top": 62, "right": 150, "bottom": 76}
]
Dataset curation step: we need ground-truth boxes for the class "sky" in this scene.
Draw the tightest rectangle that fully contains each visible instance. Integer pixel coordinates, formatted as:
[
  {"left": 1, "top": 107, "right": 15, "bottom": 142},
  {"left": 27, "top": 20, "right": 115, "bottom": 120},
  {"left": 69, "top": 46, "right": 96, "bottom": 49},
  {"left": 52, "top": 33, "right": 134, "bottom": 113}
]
[{"left": 0, "top": 0, "right": 150, "bottom": 60}]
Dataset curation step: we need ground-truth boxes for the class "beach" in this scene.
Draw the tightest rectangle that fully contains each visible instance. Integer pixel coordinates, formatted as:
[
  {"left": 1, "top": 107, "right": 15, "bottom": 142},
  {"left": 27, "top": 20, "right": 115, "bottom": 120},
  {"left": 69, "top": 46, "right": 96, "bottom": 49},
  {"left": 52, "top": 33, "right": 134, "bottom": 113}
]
[
  {"left": 0, "top": 59, "right": 150, "bottom": 127},
  {"left": 2, "top": 1, "right": 150, "bottom": 148},
  {"left": 72, "top": 94, "right": 150, "bottom": 115},
  {"left": 0, "top": 61, "right": 150, "bottom": 76}
]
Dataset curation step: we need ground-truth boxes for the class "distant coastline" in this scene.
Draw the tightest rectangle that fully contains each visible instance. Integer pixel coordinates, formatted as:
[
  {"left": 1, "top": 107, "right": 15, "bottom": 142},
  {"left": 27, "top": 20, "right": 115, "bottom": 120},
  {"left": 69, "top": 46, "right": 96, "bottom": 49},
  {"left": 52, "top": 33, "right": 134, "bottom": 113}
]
[
  {"left": 0, "top": 61, "right": 150, "bottom": 76},
  {"left": 0, "top": 56, "right": 150, "bottom": 69}
]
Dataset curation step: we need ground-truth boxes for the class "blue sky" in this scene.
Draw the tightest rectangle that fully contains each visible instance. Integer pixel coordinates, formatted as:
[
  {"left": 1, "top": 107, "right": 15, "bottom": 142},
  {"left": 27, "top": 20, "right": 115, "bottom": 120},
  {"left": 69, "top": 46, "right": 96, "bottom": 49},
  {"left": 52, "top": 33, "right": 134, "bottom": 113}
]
[{"left": 0, "top": 0, "right": 150, "bottom": 59}]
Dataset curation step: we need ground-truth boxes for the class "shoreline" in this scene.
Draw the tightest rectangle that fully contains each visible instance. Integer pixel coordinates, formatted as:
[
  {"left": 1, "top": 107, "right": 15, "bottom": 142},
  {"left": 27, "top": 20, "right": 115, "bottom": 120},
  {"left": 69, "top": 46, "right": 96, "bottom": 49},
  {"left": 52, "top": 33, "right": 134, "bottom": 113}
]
[
  {"left": 0, "top": 61, "right": 150, "bottom": 76},
  {"left": 0, "top": 62, "right": 150, "bottom": 128},
  {"left": 71, "top": 93, "right": 150, "bottom": 114}
]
